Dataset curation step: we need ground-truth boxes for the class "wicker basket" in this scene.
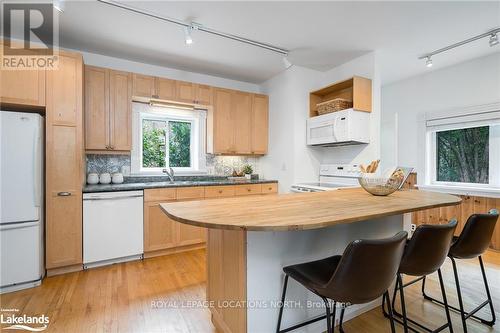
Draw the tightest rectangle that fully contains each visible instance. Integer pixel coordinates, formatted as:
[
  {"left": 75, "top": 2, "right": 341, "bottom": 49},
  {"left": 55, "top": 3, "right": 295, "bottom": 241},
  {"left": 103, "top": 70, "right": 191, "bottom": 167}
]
[{"left": 316, "top": 98, "right": 353, "bottom": 115}]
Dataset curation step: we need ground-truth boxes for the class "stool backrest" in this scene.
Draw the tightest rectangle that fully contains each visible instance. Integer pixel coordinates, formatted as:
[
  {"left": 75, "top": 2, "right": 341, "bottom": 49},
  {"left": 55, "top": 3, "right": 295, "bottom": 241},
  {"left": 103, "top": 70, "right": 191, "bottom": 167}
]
[
  {"left": 450, "top": 209, "right": 499, "bottom": 259},
  {"left": 324, "top": 231, "right": 407, "bottom": 304},
  {"left": 399, "top": 219, "right": 457, "bottom": 276}
]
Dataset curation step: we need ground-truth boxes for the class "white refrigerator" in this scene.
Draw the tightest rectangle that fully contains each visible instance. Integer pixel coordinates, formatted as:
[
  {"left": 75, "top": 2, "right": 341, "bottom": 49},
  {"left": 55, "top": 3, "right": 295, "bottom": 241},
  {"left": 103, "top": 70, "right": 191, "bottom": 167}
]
[{"left": 0, "top": 111, "right": 44, "bottom": 293}]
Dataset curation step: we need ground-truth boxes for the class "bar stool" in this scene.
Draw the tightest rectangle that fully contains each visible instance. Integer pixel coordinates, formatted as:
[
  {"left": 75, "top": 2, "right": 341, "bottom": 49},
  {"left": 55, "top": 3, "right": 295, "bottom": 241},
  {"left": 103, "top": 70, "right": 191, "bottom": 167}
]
[
  {"left": 422, "top": 209, "right": 499, "bottom": 333},
  {"left": 276, "top": 231, "right": 407, "bottom": 333},
  {"left": 383, "top": 219, "right": 457, "bottom": 333}
]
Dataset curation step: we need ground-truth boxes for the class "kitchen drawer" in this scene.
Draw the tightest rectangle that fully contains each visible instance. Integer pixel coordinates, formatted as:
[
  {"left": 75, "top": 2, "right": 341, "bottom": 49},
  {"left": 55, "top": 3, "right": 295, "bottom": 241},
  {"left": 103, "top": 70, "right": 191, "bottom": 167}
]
[
  {"left": 177, "top": 186, "right": 205, "bottom": 200},
  {"left": 234, "top": 184, "right": 262, "bottom": 196},
  {"left": 144, "top": 188, "right": 176, "bottom": 202},
  {"left": 205, "top": 185, "right": 235, "bottom": 198},
  {"left": 261, "top": 183, "right": 278, "bottom": 194}
]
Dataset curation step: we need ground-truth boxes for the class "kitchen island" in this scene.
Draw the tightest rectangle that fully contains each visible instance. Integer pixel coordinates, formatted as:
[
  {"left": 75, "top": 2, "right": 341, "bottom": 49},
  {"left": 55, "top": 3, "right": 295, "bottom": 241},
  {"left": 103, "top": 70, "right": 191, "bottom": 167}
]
[{"left": 160, "top": 188, "right": 460, "bottom": 333}]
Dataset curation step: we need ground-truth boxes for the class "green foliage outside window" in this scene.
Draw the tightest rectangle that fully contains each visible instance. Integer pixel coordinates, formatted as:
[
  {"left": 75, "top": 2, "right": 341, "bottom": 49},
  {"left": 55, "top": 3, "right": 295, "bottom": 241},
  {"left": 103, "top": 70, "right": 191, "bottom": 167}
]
[
  {"left": 142, "top": 119, "right": 191, "bottom": 169},
  {"left": 436, "top": 126, "right": 489, "bottom": 184},
  {"left": 142, "top": 120, "right": 166, "bottom": 168},
  {"left": 169, "top": 121, "right": 191, "bottom": 167}
]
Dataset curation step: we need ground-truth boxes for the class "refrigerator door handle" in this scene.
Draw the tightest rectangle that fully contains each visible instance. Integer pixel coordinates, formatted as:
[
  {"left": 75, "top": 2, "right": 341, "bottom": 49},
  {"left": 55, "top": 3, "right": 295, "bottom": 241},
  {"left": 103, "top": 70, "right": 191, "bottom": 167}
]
[{"left": 0, "top": 221, "right": 39, "bottom": 231}]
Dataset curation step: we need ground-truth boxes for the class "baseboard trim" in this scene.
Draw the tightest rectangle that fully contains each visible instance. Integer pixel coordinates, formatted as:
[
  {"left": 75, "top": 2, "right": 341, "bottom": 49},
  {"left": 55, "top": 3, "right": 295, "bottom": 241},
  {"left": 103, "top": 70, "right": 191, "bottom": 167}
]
[
  {"left": 46, "top": 264, "right": 83, "bottom": 277},
  {"left": 144, "top": 243, "right": 205, "bottom": 259}
]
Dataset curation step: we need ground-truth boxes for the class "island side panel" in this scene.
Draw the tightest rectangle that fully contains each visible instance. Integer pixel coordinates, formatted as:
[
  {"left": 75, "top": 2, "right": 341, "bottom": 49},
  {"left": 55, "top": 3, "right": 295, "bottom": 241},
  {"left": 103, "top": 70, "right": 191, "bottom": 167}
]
[
  {"left": 207, "top": 228, "right": 247, "bottom": 333},
  {"left": 246, "top": 215, "right": 404, "bottom": 333}
]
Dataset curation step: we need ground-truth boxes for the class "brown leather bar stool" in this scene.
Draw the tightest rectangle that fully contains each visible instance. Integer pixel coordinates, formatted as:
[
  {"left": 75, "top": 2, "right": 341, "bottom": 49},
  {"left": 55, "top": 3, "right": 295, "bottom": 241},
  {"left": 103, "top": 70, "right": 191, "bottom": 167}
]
[
  {"left": 383, "top": 219, "right": 457, "bottom": 333},
  {"left": 276, "top": 231, "right": 407, "bottom": 333},
  {"left": 422, "top": 209, "right": 499, "bottom": 333}
]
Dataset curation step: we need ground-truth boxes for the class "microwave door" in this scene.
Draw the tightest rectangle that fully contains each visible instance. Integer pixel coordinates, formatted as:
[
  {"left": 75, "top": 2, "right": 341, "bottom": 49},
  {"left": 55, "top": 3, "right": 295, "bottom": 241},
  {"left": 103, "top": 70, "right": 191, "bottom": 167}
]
[{"left": 307, "top": 120, "right": 337, "bottom": 145}]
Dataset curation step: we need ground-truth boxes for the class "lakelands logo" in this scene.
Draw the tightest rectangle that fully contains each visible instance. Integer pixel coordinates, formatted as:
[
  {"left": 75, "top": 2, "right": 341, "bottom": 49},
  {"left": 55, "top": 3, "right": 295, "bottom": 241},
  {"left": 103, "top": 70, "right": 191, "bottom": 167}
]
[
  {"left": 1, "top": 313, "right": 49, "bottom": 332},
  {"left": 1, "top": 2, "right": 59, "bottom": 70}
]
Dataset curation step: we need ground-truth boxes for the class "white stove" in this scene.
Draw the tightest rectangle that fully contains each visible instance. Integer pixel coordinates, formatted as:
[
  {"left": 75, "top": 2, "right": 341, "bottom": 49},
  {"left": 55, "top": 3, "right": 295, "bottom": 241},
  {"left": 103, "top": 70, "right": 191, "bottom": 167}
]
[{"left": 291, "top": 164, "right": 361, "bottom": 193}]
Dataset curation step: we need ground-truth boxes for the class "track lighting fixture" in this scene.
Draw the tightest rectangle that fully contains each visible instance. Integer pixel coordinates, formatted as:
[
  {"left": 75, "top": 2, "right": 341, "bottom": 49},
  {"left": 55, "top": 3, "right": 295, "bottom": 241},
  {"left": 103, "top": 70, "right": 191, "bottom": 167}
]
[
  {"left": 184, "top": 26, "right": 193, "bottom": 45},
  {"left": 53, "top": 0, "right": 64, "bottom": 12},
  {"left": 425, "top": 57, "right": 433, "bottom": 68},
  {"left": 490, "top": 33, "right": 499, "bottom": 47},
  {"left": 419, "top": 27, "right": 500, "bottom": 67}
]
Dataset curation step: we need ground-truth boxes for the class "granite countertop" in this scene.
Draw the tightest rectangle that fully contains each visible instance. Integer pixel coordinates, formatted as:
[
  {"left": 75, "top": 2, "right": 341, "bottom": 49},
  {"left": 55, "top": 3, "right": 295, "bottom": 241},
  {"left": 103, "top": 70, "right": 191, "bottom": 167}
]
[{"left": 83, "top": 176, "right": 277, "bottom": 193}]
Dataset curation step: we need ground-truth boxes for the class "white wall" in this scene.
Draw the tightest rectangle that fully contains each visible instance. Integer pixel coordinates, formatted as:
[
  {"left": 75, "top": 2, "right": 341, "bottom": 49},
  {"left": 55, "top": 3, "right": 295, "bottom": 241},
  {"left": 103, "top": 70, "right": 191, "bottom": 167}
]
[
  {"left": 381, "top": 52, "right": 500, "bottom": 172},
  {"left": 260, "top": 52, "right": 382, "bottom": 192},
  {"left": 73, "top": 49, "right": 261, "bottom": 93}
]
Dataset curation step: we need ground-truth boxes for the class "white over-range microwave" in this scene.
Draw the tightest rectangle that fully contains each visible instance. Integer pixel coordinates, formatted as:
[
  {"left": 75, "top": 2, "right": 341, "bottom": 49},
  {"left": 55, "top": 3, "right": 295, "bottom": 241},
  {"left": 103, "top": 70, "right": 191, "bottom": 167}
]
[{"left": 306, "top": 108, "right": 370, "bottom": 146}]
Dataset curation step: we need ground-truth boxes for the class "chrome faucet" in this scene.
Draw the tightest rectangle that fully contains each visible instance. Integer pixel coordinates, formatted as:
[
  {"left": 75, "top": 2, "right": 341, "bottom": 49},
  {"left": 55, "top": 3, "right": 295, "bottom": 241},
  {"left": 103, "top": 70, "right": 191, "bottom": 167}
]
[{"left": 162, "top": 167, "right": 175, "bottom": 183}]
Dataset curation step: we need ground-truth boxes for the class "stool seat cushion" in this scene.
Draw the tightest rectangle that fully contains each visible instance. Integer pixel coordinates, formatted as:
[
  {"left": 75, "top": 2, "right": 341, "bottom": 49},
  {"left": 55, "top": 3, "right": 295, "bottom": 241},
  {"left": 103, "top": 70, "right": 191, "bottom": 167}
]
[{"left": 284, "top": 255, "right": 341, "bottom": 291}]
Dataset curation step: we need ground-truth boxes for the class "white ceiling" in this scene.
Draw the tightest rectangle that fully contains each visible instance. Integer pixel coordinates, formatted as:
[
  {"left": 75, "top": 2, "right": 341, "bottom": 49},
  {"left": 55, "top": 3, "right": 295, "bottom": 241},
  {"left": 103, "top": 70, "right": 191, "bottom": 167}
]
[{"left": 57, "top": 1, "right": 500, "bottom": 84}]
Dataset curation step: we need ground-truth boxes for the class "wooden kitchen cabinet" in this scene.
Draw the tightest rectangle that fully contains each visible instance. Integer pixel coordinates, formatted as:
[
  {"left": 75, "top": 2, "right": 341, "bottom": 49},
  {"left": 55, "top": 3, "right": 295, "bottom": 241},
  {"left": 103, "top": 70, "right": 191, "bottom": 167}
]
[
  {"left": 176, "top": 187, "right": 206, "bottom": 246},
  {"left": 85, "top": 66, "right": 132, "bottom": 152},
  {"left": 195, "top": 84, "right": 213, "bottom": 105},
  {"left": 132, "top": 73, "right": 156, "bottom": 98},
  {"left": 251, "top": 94, "right": 269, "bottom": 154},
  {"left": 109, "top": 70, "right": 132, "bottom": 150},
  {"left": 45, "top": 51, "right": 84, "bottom": 273},
  {"left": 208, "top": 89, "right": 269, "bottom": 155},
  {"left": 233, "top": 91, "right": 252, "bottom": 154},
  {"left": 144, "top": 201, "right": 177, "bottom": 252},
  {"left": 156, "top": 77, "right": 176, "bottom": 100},
  {"left": 84, "top": 66, "right": 109, "bottom": 150},
  {"left": 210, "top": 88, "right": 234, "bottom": 154},
  {"left": 0, "top": 42, "right": 46, "bottom": 108},
  {"left": 176, "top": 81, "right": 196, "bottom": 103}
]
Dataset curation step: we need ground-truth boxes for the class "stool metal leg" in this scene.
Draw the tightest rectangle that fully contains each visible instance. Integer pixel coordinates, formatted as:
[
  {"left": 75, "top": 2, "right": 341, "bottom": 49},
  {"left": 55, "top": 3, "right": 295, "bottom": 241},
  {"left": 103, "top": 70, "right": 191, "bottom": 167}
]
[
  {"left": 437, "top": 268, "right": 454, "bottom": 333},
  {"left": 322, "top": 297, "right": 333, "bottom": 333},
  {"left": 422, "top": 256, "right": 496, "bottom": 329},
  {"left": 276, "top": 274, "right": 289, "bottom": 333},
  {"left": 479, "top": 255, "right": 496, "bottom": 326},
  {"left": 397, "top": 274, "right": 409, "bottom": 333},
  {"left": 392, "top": 273, "right": 452, "bottom": 333},
  {"left": 384, "top": 290, "right": 397, "bottom": 333},
  {"left": 339, "top": 307, "right": 345, "bottom": 333},
  {"left": 451, "top": 257, "right": 468, "bottom": 333}
]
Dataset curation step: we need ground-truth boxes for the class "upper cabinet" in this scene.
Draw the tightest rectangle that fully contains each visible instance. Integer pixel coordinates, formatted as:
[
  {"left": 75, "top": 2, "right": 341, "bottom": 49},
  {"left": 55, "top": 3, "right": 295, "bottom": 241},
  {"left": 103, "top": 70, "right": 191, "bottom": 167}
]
[
  {"left": 85, "top": 65, "right": 132, "bottom": 152},
  {"left": 208, "top": 89, "right": 269, "bottom": 155},
  {"left": 132, "top": 74, "right": 156, "bottom": 99},
  {"left": 106, "top": 71, "right": 268, "bottom": 156},
  {"left": 0, "top": 44, "right": 46, "bottom": 108},
  {"left": 195, "top": 84, "right": 213, "bottom": 106},
  {"left": 251, "top": 94, "right": 269, "bottom": 154},
  {"left": 176, "top": 81, "right": 195, "bottom": 103},
  {"left": 156, "top": 77, "right": 176, "bottom": 100}
]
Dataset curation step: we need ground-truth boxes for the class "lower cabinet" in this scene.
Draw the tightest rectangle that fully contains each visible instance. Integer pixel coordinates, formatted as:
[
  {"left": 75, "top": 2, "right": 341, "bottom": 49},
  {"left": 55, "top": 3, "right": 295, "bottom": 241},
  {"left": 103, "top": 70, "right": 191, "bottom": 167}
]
[
  {"left": 143, "top": 183, "right": 278, "bottom": 256},
  {"left": 408, "top": 174, "right": 500, "bottom": 250}
]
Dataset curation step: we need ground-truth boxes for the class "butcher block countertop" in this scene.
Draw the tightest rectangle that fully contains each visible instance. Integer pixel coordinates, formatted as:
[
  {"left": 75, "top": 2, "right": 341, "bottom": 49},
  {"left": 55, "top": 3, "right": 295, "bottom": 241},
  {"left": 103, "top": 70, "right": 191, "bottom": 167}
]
[{"left": 160, "top": 188, "right": 461, "bottom": 231}]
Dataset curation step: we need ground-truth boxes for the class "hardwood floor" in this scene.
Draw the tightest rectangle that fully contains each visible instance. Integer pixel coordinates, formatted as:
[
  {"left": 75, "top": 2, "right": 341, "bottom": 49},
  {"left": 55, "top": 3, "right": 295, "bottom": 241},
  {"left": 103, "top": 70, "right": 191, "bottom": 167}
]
[{"left": 1, "top": 249, "right": 498, "bottom": 332}]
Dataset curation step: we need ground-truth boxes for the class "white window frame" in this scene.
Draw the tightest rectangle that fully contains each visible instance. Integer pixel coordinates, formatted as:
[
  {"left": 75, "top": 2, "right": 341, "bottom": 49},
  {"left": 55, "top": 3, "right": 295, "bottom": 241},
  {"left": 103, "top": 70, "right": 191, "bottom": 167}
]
[
  {"left": 131, "top": 103, "right": 207, "bottom": 175},
  {"left": 419, "top": 102, "right": 500, "bottom": 197}
]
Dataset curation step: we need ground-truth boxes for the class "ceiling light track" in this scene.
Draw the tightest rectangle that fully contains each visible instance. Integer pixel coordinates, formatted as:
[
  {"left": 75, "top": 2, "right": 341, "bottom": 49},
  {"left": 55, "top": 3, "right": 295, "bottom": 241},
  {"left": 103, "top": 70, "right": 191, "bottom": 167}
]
[
  {"left": 96, "top": 0, "right": 289, "bottom": 56},
  {"left": 419, "top": 27, "right": 500, "bottom": 67}
]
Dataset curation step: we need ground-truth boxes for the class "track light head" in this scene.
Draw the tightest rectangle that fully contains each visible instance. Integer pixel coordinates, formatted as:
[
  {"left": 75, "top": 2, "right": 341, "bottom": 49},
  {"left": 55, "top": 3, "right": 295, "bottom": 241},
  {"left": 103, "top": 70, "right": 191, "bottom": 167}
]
[
  {"left": 425, "top": 57, "right": 433, "bottom": 68},
  {"left": 184, "top": 26, "right": 193, "bottom": 45},
  {"left": 282, "top": 56, "right": 292, "bottom": 69},
  {"left": 489, "top": 33, "right": 499, "bottom": 47}
]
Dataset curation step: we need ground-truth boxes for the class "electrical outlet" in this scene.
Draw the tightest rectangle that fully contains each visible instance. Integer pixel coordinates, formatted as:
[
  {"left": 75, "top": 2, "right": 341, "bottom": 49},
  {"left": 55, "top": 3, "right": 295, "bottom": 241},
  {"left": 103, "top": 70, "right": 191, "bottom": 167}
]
[{"left": 410, "top": 223, "right": 417, "bottom": 232}]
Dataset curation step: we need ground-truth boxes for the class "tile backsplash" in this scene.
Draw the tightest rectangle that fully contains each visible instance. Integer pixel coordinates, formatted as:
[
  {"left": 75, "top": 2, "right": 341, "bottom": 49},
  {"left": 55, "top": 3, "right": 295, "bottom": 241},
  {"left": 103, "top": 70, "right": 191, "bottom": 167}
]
[{"left": 86, "top": 154, "right": 260, "bottom": 176}]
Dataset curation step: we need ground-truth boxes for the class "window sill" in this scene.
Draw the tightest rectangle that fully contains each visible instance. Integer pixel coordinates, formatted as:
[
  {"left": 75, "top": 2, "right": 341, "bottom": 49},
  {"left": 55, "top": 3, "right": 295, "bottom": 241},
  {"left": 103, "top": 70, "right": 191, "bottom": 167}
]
[
  {"left": 130, "top": 170, "right": 208, "bottom": 177},
  {"left": 416, "top": 184, "right": 500, "bottom": 198}
]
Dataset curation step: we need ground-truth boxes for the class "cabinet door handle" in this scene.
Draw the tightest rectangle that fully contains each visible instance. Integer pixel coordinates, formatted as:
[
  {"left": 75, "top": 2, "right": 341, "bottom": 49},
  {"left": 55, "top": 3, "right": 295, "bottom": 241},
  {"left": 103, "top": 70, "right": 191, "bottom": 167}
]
[
  {"left": 218, "top": 190, "right": 223, "bottom": 194},
  {"left": 57, "top": 192, "right": 72, "bottom": 197},
  {"left": 247, "top": 188, "right": 251, "bottom": 192}
]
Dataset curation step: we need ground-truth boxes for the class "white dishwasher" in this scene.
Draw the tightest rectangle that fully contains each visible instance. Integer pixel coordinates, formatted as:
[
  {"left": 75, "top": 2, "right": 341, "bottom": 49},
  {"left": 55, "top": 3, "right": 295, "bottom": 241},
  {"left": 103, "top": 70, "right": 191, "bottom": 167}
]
[{"left": 83, "top": 191, "right": 144, "bottom": 268}]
